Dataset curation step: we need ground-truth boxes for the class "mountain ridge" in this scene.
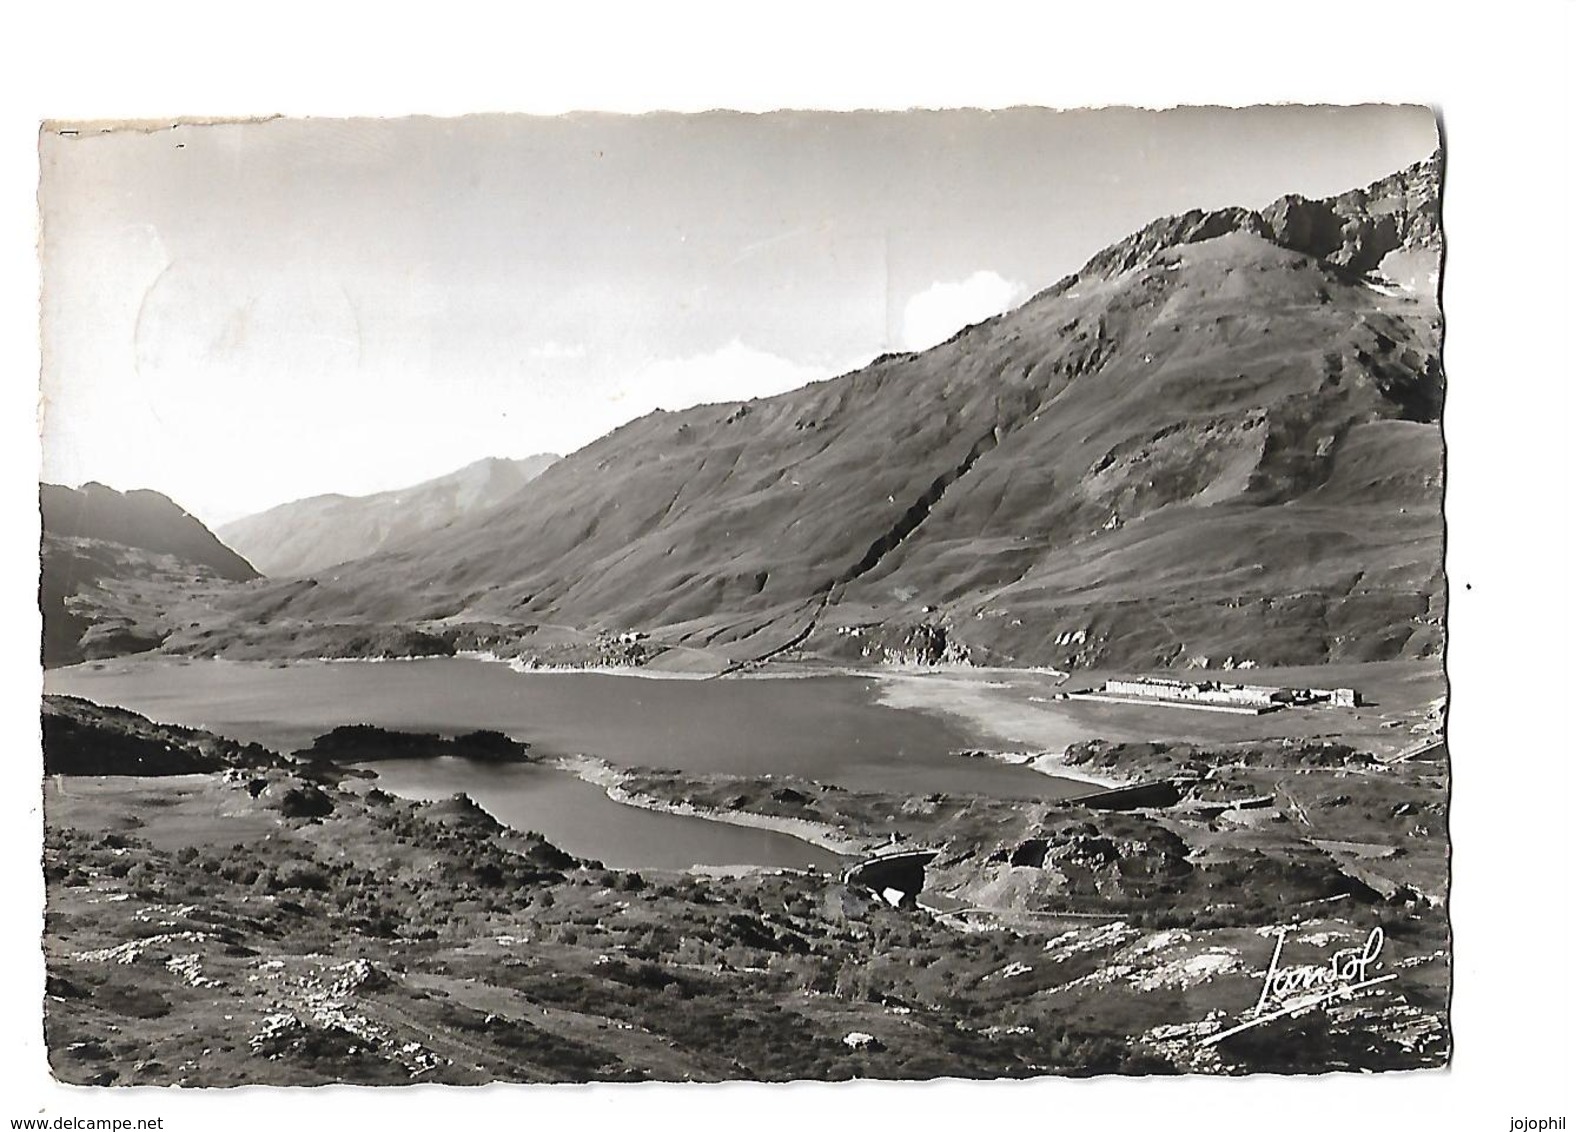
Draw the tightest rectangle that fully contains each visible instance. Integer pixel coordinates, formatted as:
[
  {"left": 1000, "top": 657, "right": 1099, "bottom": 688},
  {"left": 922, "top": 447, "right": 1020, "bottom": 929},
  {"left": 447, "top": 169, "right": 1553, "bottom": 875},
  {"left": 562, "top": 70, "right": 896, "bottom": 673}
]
[
  {"left": 41, "top": 482, "right": 259, "bottom": 581},
  {"left": 218, "top": 454, "right": 559, "bottom": 578},
  {"left": 157, "top": 147, "right": 1445, "bottom": 673},
  {"left": 39, "top": 482, "right": 260, "bottom": 667}
]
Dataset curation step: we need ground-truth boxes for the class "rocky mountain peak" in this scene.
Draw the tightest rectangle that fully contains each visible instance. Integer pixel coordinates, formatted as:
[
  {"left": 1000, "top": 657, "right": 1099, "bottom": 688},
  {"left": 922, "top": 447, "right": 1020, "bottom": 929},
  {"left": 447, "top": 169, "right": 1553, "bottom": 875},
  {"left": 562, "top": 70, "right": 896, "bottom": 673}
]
[{"left": 1065, "top": 148, "right": 1442, "bottom": 295}]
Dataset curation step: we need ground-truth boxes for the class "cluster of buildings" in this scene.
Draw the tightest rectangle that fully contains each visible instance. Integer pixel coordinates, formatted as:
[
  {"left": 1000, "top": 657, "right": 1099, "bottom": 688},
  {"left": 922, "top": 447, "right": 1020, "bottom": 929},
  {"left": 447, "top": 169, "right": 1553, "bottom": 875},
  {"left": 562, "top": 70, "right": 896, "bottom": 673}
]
[{"left": 1070, "top": 677, "right": 1360, "bottom": 715}]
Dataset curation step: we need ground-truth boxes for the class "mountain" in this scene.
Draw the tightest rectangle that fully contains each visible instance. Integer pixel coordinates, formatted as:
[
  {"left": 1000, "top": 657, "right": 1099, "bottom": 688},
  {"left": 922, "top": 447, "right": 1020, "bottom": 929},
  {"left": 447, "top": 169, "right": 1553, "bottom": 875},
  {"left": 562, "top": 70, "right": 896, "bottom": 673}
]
[
  {"left": 168, "top": 151, "right": 1445, "bottom": 673},
  {"left": 40, "top": 482, "right": 259, "bottom": 667},
  {"left": 42, "top": 482, "right": 259, "bottom": 581},
  {"left": 218, "top": 455, "right": 559, "bottom": 578}
]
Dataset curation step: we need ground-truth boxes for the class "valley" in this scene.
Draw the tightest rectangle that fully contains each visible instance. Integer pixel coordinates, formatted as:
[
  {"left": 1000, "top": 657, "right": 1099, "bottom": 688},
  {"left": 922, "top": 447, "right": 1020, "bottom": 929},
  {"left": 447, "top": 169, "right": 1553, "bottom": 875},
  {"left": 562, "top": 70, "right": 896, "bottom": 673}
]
[{"left": 35, "top": 136, "right": 1451, "bottom": 1083}]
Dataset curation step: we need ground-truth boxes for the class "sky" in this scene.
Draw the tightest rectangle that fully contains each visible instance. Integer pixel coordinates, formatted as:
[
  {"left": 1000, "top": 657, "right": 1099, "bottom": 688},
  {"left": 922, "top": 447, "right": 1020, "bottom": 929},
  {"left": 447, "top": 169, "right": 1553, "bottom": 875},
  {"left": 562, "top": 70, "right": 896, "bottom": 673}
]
[{"left": 38, "top": 105, "right": 1439, "bottom": 526}]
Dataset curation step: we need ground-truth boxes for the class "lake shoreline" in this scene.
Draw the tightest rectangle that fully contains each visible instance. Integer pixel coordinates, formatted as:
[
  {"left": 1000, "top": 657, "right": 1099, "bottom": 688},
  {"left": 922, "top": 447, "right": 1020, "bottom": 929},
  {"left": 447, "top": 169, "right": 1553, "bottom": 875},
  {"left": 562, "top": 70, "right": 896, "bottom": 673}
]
[
  {"left": 46, "top": 653, "right": 1120, "bottom": 803},
  {"left": 555, "top": 754, "right": 877, "bottom": 858},
  {"left": 451, "top": 652, "right": 1123, "bottom": 789},
  {"left": 867, "top": 670, "right": 1125, "bottom": 788}
]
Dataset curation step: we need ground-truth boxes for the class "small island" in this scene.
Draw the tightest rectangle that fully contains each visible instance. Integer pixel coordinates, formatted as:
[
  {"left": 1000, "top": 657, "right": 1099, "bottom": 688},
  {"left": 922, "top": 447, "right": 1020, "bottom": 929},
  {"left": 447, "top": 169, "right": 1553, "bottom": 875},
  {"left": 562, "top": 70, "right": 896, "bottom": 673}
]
[{"left": 294, "top": 724, "right": 532, "bottom": 764}]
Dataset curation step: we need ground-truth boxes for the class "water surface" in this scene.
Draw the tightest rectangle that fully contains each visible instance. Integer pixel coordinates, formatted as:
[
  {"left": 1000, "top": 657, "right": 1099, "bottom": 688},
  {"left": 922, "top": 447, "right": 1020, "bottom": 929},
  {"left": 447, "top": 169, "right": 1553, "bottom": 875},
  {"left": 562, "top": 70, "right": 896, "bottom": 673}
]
[
  {"left": 47, "top": 657, "right": 1075, "bottom": 798},
  {"left": 365, "top": 757, "right": 845, "bottom": 871},
  {"left": 45, "top": 656, "right": 1088, "bottom": 869}
]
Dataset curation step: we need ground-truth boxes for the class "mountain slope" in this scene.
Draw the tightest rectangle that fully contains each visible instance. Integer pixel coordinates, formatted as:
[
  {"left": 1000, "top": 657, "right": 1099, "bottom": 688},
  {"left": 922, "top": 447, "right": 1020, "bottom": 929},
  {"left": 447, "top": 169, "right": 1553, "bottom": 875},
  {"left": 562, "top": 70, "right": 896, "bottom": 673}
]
[
  {"left": 40, "top": 483, "right": 259, "bottom": 667},
  {"left": 42, "top": 482, "right": 258, "bottom": 581},
  {"left": 219, "top": 454, "right": 559, "bottom": 577},
  {"left": 177, "top": 151, "right": 1444, "bottom": 672}
]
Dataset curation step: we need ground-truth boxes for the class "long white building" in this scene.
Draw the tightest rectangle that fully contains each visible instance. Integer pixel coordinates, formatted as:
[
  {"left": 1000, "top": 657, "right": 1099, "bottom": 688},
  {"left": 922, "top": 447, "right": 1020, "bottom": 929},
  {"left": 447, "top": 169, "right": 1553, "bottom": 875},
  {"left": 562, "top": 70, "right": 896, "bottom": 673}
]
[{"left": 1094, "top": 677, "right": 1360, "bottom": 711}]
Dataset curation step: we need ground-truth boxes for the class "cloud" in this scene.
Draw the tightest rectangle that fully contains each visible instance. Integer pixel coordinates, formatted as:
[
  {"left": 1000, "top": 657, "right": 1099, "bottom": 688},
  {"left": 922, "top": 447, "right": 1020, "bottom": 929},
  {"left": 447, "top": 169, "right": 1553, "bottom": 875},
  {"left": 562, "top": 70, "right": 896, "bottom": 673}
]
[
  {"left": 607, "top": 339, "right": 834, "bottom": 420},
  {"left": 900, "top": 271, "right": 1027, "bottom": 352}
]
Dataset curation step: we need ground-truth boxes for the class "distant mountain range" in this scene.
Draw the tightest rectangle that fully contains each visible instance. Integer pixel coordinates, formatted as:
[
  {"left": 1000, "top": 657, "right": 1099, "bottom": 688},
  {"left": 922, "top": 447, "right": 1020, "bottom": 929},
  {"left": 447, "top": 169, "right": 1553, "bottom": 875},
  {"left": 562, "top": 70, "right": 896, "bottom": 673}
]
[
  {"left": 47, "top": 151, "right": 1446, "bottom": 674},
  {"left": 219, "top": 455, "right": 559, "bottom": 577}
]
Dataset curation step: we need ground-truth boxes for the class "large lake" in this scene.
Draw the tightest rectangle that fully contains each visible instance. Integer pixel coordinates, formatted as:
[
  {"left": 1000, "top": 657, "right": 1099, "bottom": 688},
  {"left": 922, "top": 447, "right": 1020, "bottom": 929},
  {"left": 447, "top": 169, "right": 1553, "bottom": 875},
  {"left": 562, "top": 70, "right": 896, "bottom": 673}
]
[{"left": 45, "top": 657, "right": 1085, "bottom": 870}]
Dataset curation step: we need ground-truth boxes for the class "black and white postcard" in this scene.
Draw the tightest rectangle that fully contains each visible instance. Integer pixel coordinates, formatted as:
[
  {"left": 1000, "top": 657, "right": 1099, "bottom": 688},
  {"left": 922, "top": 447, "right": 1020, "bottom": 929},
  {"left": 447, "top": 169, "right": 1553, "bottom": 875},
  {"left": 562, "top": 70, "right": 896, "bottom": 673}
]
[
  {"left": 8, "top": 8, "right": 1573, "bottom": 1131},
  {"left": 36, "top": 103, "right": 1451, "bottom": 1083}
]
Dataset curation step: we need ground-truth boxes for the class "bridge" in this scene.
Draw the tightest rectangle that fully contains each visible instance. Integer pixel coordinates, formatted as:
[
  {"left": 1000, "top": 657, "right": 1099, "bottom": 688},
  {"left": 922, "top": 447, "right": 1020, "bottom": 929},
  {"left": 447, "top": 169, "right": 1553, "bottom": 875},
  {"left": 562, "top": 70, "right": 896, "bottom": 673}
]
[{"left": 841, "top": 849, "right": 939, "bottom": 907}]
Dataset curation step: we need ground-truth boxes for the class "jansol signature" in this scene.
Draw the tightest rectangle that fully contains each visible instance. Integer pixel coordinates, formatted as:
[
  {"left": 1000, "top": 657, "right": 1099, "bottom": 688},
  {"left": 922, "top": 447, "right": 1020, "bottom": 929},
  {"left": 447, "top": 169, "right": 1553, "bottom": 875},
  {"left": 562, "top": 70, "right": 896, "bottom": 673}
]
[{"left": 1200, "top": 926, "right": 1396, "bottom": 1047}]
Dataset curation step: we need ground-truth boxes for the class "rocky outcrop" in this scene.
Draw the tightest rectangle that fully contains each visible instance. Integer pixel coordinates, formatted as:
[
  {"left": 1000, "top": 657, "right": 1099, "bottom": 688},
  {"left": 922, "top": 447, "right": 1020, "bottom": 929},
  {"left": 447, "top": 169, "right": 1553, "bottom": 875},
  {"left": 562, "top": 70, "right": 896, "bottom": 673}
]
[
  {"left": 1075, "top": 206, "right": 1270, "bottom": 279},
  {"left": 41, "top": 695, "right": 282, "bottom": 775},
  {"left": 1072, "top": 149, "right": 1441, "bottom": 292}
]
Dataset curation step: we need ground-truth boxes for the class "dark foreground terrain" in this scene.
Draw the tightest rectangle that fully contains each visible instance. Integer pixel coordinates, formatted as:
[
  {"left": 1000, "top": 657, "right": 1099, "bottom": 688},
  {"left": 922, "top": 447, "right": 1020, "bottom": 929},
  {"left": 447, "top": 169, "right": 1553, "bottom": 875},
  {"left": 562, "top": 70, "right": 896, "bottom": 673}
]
[{"left": 41, "top": 686, "right": 1448, "bottom": 1084}]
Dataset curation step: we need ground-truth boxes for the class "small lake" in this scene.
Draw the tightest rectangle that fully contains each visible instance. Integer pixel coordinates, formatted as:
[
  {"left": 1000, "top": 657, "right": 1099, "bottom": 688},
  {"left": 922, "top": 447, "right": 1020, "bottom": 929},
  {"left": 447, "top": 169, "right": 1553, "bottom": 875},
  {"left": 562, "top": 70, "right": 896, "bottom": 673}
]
[
  {"left": 45, "top": 657, "right": 1086, "bottom": 869},
  {"left": 364, "top": 758, "right": 846, "bottom": 872}
]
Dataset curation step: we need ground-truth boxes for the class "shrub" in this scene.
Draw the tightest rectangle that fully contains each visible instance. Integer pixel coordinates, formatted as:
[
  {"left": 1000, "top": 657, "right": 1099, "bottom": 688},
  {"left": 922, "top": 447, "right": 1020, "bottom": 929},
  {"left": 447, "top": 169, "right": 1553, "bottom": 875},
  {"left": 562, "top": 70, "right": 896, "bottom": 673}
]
[
  {"left": 277, "top": 785, "right": 335, "bottom": 819},
  {"left": 271, "top": 861, "right": 331, "bottom": 892}
]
